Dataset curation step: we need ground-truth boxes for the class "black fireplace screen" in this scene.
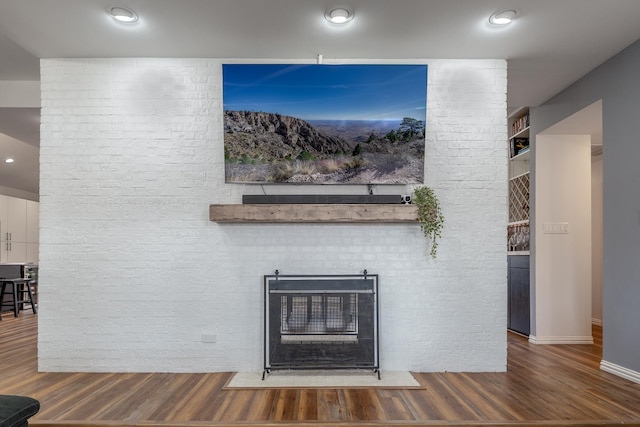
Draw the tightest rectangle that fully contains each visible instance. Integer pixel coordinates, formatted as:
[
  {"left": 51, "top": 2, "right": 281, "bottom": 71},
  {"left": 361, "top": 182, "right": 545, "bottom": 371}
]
[{"left": 263, "top": 271, "right": 379, "bottom": 377}]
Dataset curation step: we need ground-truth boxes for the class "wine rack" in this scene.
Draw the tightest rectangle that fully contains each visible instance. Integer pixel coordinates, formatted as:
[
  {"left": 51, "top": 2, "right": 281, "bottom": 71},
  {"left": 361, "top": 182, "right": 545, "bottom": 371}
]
[{"left": 509, "top": 172, "right": 530, "bottom": 223}]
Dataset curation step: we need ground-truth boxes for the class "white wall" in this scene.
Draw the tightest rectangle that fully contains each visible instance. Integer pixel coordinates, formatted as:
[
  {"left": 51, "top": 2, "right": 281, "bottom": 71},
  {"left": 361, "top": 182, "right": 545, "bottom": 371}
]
[
  {"left": 532, "top": 134, "right": 592, "bottom": 344},
  {"left": 591, "top": 155, "right": 603, "bottom": 324},
  {"left": 38, "top": 58, "right": 507, "bottom": 373},
  {"left": 532, "top": 38, "right": 640, "bottom": 381},
  {"left": 0, "top": 81, "right": 40, "bottom": 107}
]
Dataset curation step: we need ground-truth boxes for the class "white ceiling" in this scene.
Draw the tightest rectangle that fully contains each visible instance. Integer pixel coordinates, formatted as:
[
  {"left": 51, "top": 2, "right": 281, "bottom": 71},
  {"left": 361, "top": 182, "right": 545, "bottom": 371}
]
[{"left": 1, "top": 0, "right": 640, "bottom": 196}]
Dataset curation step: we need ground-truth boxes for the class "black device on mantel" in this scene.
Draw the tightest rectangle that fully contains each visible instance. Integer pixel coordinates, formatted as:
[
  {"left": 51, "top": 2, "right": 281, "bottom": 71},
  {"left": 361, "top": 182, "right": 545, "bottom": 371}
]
[{"left": 242, "top": 194, "right": 403, "bottom": 204}]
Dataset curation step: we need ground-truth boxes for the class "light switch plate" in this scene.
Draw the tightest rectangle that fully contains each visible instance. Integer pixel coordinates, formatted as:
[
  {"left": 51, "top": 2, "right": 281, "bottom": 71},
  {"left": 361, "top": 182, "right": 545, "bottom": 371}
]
[{"left": 543, "top": 222, "right": 569, "bottom": 234}]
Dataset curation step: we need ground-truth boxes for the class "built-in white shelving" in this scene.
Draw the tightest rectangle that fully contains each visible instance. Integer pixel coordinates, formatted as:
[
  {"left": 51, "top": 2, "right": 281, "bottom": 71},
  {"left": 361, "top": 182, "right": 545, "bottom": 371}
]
[{"left": 508, "top": 108, "right": 531, "bottom": 253}]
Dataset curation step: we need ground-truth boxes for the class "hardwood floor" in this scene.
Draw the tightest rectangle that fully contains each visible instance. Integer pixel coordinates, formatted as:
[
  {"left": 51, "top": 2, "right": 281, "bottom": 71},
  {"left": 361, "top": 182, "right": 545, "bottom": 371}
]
[{"left": 1, "top": 312, "right": 640, "bottom": 427}]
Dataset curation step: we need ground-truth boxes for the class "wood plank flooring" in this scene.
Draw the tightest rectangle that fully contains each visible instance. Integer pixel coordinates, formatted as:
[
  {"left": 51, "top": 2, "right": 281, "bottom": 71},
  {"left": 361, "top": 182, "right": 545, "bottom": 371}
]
[{"left": 1, "top": 312, "right": 640, "bottom": 427}]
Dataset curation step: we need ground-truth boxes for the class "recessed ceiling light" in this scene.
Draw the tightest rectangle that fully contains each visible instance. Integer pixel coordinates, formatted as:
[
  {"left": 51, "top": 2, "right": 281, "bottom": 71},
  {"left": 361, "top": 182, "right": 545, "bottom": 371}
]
[
  {"left": 325, "top": 7, "right": 354, "bottom": 24},
  {"left": 108, "top": 6, "right": 139, "bottom": 23},
  {"left": 5, "top": 158, "right": 15, "bottom": 164},
  {"left": 489, "top": 9, "right": 518, "bottom": 25}
]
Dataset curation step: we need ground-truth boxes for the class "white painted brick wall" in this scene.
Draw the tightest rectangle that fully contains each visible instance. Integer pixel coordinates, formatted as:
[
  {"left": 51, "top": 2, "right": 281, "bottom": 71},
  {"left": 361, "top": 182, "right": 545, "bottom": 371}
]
[{"left": 38, "top": 58, "right": 507, "bottom": 373}]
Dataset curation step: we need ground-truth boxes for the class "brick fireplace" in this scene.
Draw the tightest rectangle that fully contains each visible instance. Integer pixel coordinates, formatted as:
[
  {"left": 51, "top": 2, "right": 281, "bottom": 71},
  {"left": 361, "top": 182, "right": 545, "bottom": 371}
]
[{"left": 38, "top": 58, "right": 507, "bottom": 374}]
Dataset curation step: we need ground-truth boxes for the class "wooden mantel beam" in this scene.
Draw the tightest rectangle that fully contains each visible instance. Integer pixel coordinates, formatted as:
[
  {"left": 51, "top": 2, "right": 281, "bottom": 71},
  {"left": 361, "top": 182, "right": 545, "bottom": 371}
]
[{"left": 209, "top": 204, "right": 418, "bottom": 223}]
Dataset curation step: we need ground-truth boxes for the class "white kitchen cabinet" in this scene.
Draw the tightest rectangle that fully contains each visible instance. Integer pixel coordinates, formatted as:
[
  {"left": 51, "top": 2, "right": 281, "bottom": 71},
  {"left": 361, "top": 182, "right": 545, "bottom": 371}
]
[
  {"left": 0, "top": 195, "right": 39, "bottom": 263},
  {"left": 0, "top": 195, "right": 7, "bottom": 263},
  {"left": 26, "top": 200, "right": 39, "bottom": 243},
  {"left": 26, "top": 242, "right": 39, "bottom": 264},
  {"left": 6, "top": 196, "right": 27, "bottom": 242},
  {"left": 6, "top": 241, "right": 27, "bottom": 263}
]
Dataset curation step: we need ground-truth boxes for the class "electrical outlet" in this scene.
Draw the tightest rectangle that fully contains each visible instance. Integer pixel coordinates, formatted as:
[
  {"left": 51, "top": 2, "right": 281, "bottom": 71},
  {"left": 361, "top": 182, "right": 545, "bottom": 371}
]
[{"left": 202, "top": 334, "right": 217, "bottom": 343}]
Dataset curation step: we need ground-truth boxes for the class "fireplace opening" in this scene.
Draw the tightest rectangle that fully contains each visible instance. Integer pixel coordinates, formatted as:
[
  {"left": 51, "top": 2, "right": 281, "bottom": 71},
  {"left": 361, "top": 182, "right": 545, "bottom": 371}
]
[{"left": 263, "top": 271, "right": 379, "bottom": 379}]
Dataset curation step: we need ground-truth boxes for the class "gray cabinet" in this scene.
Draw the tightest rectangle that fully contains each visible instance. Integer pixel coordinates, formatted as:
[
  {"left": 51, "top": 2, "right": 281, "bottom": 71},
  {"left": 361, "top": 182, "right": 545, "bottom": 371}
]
[{"left": 508, "top": 255, "right": 530, "bottom": 336}]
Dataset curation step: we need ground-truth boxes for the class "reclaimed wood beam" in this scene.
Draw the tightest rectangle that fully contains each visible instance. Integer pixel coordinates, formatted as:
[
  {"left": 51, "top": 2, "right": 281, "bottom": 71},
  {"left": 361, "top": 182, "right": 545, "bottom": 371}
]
[{"left": 209, "top": 204, "right": 418, "bottom": 223}]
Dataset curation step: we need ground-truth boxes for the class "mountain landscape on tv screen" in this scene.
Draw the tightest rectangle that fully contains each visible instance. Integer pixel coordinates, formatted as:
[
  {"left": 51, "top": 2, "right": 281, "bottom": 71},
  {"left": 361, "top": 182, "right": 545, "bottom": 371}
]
[
  {"left": 224, "top": 111, "right": 425, "bottom": 184},
  {"left": 222, "top": 63, "right": 427, "bottom": 184}
]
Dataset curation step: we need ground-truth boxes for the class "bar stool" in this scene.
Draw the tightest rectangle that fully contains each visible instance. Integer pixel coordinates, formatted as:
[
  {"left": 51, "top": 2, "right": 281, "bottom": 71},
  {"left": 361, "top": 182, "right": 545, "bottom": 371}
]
[{"left": 0, "top": 278, "right": 37, "bottom": 320}]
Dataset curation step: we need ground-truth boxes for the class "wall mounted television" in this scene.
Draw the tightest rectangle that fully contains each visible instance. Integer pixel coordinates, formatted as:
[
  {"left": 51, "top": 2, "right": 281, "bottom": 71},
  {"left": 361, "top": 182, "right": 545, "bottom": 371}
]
[{"left": 222, "top": 63, "right": 427, "bottom": 184}]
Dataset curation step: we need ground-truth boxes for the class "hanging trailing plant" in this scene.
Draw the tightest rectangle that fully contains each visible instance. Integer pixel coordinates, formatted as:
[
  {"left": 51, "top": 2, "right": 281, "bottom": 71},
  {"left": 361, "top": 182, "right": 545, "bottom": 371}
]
[{"left": 413, "top": 185, "right": 445, "bottom": 259}]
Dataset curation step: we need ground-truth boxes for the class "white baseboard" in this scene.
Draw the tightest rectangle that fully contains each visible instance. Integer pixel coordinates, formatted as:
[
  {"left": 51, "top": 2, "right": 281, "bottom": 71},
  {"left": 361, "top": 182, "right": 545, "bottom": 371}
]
[
  {"left": 600, "top": 360, "right": 640, "bottom": 384},
  {"left": 529, "top": 335, "right": 594, "bottom": 344},
  {"left": 592, "top": 318, "right": 602, "bottom": 326}
]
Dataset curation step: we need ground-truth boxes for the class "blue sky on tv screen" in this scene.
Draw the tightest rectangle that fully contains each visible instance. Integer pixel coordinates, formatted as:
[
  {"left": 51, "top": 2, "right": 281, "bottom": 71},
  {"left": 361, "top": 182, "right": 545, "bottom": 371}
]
[{"left": 222, "top": 64, "right": 427, "bottom": 122}]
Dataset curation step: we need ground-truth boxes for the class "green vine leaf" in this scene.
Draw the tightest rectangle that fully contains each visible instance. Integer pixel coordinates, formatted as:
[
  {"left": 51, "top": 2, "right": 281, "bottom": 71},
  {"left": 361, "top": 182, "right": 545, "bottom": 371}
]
[{"left": 413, "top": 185, "right": 444, "bottom": 259}]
